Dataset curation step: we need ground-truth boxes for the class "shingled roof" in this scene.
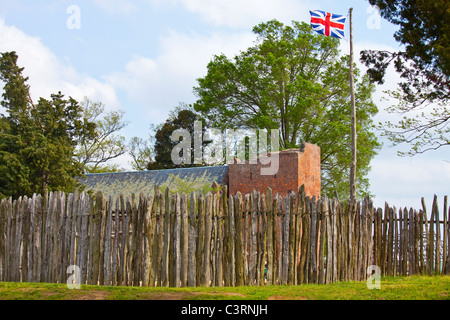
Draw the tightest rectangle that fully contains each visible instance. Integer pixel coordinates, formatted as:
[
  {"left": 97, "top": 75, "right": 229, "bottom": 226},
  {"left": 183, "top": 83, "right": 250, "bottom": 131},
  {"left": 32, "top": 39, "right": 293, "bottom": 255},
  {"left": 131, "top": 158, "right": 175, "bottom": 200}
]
[{"left": 78, "top": 165, "right": 229, "bottom": 199}]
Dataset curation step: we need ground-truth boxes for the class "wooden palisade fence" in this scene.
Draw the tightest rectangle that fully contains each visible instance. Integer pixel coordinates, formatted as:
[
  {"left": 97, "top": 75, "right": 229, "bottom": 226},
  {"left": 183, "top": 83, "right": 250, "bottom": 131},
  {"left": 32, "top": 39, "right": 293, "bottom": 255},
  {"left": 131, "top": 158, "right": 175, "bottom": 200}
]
[{"left": 0, "top": 185, "right": 449, "bottom": 287}]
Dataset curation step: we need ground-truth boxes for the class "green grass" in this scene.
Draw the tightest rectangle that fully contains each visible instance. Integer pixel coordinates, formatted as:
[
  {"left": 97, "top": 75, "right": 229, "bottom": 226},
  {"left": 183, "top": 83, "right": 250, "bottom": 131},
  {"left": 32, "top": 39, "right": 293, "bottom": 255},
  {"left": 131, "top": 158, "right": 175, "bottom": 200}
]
[{"left": 0, "top": 275, "right": 449, "bottom": 300}]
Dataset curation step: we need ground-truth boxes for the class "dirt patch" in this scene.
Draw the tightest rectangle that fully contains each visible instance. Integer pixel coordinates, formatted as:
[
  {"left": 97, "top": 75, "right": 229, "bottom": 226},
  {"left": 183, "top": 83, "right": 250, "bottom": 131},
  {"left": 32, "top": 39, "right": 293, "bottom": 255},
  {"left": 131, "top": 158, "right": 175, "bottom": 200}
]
[
  {"left": 195, "top": 292, "right": 247, "bottom": 298},
  {"left": 148, "top": 291, "right": 246, "bottom": 300},
  {"left": 267, "top": 295, "right": 308, "bottom": 300},
  {"left": 220, "top": 292, "right": 247, "bottom": 298},
  {"left": 138, "top": 292, "right": 193, "bottom": 300},
  {"left": 136, "top": 291, "right": 247, "bottom": 300},
  {"left": 40, "top": 289, "right": 111, "bottom": 300},
  {"left": 74, "top": 291, "right": 110, "bottom": 300}
]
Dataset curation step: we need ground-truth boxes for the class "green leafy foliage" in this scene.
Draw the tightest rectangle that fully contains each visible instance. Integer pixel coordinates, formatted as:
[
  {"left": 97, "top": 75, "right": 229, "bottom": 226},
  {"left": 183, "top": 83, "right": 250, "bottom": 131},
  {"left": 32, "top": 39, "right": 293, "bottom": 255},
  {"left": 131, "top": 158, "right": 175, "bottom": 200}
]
[
  {"left": 361, "top": 0, "right": 449, "bottom": 156},
  {"left": 193, "top": 20, "right": 380, "bottom": 199},
  {"left": 128, "top": 134, "right": 155, "bottom": 171},
  {"left": 75, "top": 98, "right": 128, "bottom": 173},
  {"left": 0, "top": 51, "right": 95, "bottom": 198},
  {"left": 147, "top": 108, "right": 211, "bottom": 170},
  {"left": 159, "top": 173, "right": 222, "bottom": 195}
]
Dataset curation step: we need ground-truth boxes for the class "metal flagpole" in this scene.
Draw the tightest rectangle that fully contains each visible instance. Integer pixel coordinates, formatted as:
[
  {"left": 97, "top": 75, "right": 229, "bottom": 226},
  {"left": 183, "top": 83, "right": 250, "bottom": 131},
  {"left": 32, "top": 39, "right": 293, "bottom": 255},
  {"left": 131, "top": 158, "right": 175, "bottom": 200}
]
[{"left": 349, "top": 7, "right": 357, "bottom": 202}]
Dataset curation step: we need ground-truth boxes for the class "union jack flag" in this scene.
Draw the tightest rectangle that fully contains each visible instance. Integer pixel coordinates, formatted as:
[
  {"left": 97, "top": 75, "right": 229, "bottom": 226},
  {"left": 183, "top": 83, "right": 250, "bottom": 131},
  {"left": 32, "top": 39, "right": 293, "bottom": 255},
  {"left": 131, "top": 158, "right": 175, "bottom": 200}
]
[{"left": 310, "top": 10, "right": 346, "bottom": 39}]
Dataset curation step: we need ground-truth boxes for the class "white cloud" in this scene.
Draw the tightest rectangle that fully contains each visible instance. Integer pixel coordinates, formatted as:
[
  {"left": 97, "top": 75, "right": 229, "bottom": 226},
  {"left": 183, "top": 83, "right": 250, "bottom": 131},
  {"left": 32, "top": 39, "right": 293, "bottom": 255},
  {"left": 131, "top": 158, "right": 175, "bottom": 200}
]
[
  {"left": 369, "top": 149, "right": 450, "bottom": 210},
  {"left": 175, "top": 0, "right": 313, "bottom": 28},
  {"left": 340, "top": 40, "right": 405, "bottom": 126},
  {"left": 158, "top": 30, "right": 255, "bottom": 80},
  {"left": 106, "top": 29, "right": 255, "bottom": 124},
  {"left": 0, "top": 18, "right": 119, "bottom": 109}
]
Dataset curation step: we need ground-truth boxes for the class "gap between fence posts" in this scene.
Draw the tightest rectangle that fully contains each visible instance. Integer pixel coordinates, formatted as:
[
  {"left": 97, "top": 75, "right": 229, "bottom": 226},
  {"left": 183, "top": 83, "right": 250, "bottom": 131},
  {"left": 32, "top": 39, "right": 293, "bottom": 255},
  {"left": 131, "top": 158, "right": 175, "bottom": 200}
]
[{"left": 0, "top": 186, "right": 449, "bottom": 287}]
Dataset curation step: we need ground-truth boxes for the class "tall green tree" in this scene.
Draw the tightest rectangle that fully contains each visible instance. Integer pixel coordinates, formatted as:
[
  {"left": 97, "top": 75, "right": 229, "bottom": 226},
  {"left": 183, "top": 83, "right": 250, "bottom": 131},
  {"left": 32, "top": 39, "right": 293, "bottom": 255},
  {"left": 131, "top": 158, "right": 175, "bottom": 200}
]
[
  {"left": 193, "top": 20, "right": 380, "bottom": 199},
  {"left": 361, "top": 0, "right": 449, "bottom": 156},
  {"left": 0, "top": 51, "right": 95, "bottom": 198}
]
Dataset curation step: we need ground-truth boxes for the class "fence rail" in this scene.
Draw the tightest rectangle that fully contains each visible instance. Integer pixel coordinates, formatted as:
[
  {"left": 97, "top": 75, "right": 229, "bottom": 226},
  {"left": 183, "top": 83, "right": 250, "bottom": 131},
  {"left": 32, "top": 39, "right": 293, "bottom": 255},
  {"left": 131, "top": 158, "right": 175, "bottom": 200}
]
[{"left": 0, "top": 185, "right": 449, "bottom": 287}]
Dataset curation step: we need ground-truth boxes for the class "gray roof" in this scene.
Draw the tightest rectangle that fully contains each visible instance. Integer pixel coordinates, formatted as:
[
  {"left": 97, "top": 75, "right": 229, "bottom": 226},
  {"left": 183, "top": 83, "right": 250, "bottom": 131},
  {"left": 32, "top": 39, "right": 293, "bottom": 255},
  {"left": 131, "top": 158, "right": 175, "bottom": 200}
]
[{"left": 79, "top": 166, "right": 229, "bottom": 199}]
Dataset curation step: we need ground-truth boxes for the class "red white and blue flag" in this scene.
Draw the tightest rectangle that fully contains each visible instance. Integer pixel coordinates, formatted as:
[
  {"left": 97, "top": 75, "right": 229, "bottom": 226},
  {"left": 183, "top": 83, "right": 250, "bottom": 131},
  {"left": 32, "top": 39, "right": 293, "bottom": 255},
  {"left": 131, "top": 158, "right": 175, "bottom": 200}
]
[{"left": 310, "top": 10, "right": 346, "bottom": 39}]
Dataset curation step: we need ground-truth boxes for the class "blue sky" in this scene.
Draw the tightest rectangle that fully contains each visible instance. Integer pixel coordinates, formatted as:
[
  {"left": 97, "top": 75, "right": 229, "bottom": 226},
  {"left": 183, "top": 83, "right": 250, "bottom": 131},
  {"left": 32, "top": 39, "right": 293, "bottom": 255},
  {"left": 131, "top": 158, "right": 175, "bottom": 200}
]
[{"left": 0, "top": 0, "right": 448, "bottom": 210}]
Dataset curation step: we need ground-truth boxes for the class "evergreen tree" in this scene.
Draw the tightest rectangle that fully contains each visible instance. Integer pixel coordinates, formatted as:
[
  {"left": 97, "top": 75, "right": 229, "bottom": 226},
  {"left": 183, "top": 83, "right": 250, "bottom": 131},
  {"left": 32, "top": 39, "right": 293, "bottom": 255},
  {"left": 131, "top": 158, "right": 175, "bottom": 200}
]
[
  {"left": 0, "top": 51, "right": 95, "bottom": 198},
  {"left": 147, "top": 108, "right": 209, "bottom": 170}
]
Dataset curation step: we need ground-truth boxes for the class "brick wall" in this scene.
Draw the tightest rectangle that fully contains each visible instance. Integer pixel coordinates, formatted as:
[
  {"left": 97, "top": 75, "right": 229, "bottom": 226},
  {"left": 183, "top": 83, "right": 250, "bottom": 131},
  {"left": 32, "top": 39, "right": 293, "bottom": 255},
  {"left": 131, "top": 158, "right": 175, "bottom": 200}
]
[{"left": 228, "top": 143, "right": 321, "bottom": 198}]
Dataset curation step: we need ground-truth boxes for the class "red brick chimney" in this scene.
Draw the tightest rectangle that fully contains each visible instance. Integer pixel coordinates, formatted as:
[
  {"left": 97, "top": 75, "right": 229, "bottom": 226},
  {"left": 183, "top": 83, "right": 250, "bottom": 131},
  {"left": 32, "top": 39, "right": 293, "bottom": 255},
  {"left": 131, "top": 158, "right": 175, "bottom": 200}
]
[{"left": 227, "top": 143, "right": 321, "bottom": 197}]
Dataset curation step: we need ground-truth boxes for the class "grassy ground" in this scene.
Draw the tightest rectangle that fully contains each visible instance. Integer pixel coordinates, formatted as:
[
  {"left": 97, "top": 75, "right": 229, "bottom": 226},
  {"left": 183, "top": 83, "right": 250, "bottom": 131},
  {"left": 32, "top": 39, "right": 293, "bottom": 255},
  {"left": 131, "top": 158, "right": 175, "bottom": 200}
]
[{"left": 0, "top": 275, "right": 449, "bottom": 300}]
